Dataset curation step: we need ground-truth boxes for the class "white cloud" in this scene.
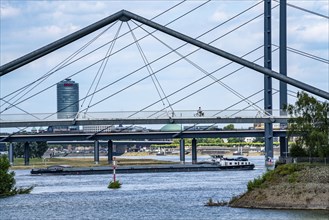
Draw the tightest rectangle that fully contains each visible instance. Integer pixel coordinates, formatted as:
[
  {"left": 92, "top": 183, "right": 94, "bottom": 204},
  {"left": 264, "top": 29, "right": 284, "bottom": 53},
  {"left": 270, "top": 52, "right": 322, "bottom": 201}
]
[
  {"left": 0, "top": 4, "right": 20, "bottom": 18},
  {"left": 211, "top": 11, "right": 230, "bottom": 22}
]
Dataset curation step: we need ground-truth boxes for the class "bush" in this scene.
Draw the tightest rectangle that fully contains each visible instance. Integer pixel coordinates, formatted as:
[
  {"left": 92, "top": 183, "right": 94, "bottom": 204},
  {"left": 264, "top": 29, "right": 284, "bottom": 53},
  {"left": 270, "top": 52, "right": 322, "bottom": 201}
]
[
  {"left": 290, "top": 143, "right": 307, "bottom": 157},
  {"left": 247, "top": 164, "right": 303, "bottom": 191},
  {"left": 108, "top": 180, "right": 121, "bottom": 189},
  {"left": 247, "top": 171, "right": 273, "bottom": 191},
  {"left": 0, "top": 155, "right": 33, "bottom": 197}
]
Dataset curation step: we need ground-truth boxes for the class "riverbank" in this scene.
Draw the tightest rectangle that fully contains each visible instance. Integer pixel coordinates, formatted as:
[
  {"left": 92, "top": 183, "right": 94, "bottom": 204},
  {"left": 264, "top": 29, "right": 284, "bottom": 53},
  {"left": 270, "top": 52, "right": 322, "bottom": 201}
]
[
  {"left": 230, "top": 164, "right": 329, "bottom": 210},
  {"left": 9, "top": 157, "right": 177, "bottom": 170}
]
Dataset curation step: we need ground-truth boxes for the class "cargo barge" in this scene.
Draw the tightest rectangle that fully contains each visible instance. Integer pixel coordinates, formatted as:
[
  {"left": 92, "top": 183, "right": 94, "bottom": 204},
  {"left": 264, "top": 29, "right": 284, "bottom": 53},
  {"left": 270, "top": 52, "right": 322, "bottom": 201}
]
[{"left": 30, "top": 159, "right": 255, "bottom": 175}]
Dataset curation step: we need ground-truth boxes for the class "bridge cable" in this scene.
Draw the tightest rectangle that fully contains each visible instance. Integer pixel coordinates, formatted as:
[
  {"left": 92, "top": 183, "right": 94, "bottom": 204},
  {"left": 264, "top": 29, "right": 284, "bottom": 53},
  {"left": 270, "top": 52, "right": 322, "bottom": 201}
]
[
  {"left": 133, "top": 45, "right": 262, "bottom": 119},
  {"left": 41, "top": 1, "right": 266, "bottom": 121},
  {"left": 180, "top": 87, "right": 299, "bottom": 133},
  {"left": 273, "top": 44, "right": 329, "bottom": 64},
  {"left": 2, "top": 0, "right": 264, "bottom": 119},
  {"left": 0, "top": 0, "right": 188, "bottom": 114},
  {"left": 1, "top": 0, "right": 187, "bottom": 103},
  {"left": 0, "top": 21, "right": 118, "bottom": 114},
  {"left": 173, "top": 89, "right": 264, "bottom": 135},
  {"left": 273, "top": 0, "right": 329, "bottom": 19},
  {"left": 183, "top": 86, "right": 299, "bottom": 134},
  {"left": 87, "top": 1, "right": 267, "bottom": 136},
  {"left": 0, "top": 0, "right": 208, "bottom": 138},
  {"left": 0, "top": 22, "right": 119, "bottom": 139},
  {"left": 127, "top": 22, "right": 175, "bottom": 116},
  {"left": 133, "top": 20, "right": 267, "bottom": 116},
  {"left": 147, "top": 47, "right": 279, "bottom": 121},
  {"left": 77, "top": 3, "right": 277, "bottom": 120},
  {"left": 81, "top": 22, "right": 123, "bottom": 115},
  {"left": 228, "top": 88, "right": 299, "bottom": 118}
]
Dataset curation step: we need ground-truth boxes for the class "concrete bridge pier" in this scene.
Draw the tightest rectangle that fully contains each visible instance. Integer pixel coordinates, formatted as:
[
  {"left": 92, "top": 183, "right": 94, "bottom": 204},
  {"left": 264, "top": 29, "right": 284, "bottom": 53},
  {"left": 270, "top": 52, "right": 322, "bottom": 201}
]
[
  {"left": 94, "top": 140, "right": 99, "bottom": 164},
  {"left": 24, "top": 142, "right": 30, "bottom": 166},
  {"left": 179, "top": 138, "right": 185, "bottom": 164},
  {"left": 8, "top": 142, "right": 14, "bottom": 165},
  {"left": 192, "top": 138, "right": 197, "bottom": 164},
  {"left": 108, "top": 140, "right": 113, "bottom": 164},
  {"left": 280, "top": 136, "right": 288, "bottom": 157}
]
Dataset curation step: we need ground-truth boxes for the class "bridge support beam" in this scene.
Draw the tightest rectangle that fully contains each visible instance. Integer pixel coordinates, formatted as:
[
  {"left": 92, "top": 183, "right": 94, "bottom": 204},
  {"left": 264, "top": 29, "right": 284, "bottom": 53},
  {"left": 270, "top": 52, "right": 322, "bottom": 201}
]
[
  {"left": 264, "top": 0, "right": 273, "bottom": 163},
  {"left": 179, "top": 138, "right": 185, "bottom": 164},
  {"left": 24, "top": 142, "right": 30, "bottom": 166},
  {"left": 280, "top": 0, "right": 288, "bottom": 158},
  {"left": 94, "top": 140, "right": 99, "bottom": 164},
  {"left": 9, "top": 142, "right": 14, "bottom": 165},
  {"left": 108, "top": 140, "right": 113, "bottom": 164},
  {"left": 192, "top": 138, "right": 197, "bottom": 164}
]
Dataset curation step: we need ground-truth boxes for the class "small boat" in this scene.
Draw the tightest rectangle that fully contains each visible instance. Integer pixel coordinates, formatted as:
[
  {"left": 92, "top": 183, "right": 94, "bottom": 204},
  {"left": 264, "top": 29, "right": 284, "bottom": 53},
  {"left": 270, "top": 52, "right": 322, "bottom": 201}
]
[{"left": 199, "top": 155, "right": 255, "bottom": 170}]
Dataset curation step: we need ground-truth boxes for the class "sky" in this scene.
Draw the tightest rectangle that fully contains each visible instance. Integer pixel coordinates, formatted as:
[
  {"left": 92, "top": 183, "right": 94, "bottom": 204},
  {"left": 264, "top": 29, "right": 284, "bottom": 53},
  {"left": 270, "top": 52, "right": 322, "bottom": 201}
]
[{"left": 0, "top": 0, "right": 328, "bottom": 127}]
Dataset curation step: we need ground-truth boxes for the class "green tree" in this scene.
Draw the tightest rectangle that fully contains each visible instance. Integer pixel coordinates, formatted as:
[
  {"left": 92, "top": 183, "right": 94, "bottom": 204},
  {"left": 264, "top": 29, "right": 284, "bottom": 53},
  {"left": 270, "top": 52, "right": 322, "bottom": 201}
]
[
  {"left": 33, "top": 142, "right": 49, "bottom": 158},
  {"left": 13, "top": 142, "right": 48, "bottom": 158},
  {"left": 286, "top": 92, "right": 329, "bottom": 157},
  {"left": 223, "top": 124, "right": 235, "bottom": 130},
  {"left": 13, "top": 142, "right": 24, "bottom": 158},
  {"left": 0, "top": 155, "right": 33, "bottom": 197}
]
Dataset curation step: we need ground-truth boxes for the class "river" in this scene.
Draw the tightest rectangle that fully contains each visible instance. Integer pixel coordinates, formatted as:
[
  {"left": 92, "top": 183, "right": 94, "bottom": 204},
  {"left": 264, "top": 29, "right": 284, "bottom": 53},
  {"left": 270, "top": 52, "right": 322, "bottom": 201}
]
[{"left": 1, "top": 156, "right": 328, "bottom": 219}]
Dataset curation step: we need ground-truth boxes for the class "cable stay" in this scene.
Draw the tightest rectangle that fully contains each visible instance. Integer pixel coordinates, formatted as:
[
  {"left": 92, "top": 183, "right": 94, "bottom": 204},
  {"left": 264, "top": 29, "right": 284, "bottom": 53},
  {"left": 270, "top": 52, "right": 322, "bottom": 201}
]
[
  {"left": 133, "top": 20, "right": 267, "bottom": 117},
  {"left": 0, "top": 0, "right": 187, "bottom": 116},
  {"left": 51, "top": 1, "right": 265, "bottom": 120},
  {"left": 127, "top": 45, "right": 267, "bottom": 119},
  {"left": 0, "top": 21, "right": 118, "bottom": 115},
  {"left": 272, "top": 44, "right": 329, "bottom": 64},
  {"left": 273, "top": 0, "right": 329, "bottom": 19},
  {"left": 2, "top": 1, "right": 273, "bottom": 122},
  {"left": 0, "top": 99, "right": 41, "bottom": 120},
  {"left": 80, "top": 22, "right": 123, "bottom": 117},
  {"left": 127, "top": 22, "right": 175, "bottom": 118},
  {"left": 146, "top": 46, "right": 280, "bottom": 119}
]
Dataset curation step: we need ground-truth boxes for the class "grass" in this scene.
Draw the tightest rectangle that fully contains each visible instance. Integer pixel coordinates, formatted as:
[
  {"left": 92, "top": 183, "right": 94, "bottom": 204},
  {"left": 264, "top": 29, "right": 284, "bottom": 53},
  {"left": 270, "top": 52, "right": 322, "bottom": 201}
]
[
  {"left": 247, "top": 164, "right": 305, "bottom": 191},
  {"left": 10, "top": 157, "right": 177, "bottom": 170}
]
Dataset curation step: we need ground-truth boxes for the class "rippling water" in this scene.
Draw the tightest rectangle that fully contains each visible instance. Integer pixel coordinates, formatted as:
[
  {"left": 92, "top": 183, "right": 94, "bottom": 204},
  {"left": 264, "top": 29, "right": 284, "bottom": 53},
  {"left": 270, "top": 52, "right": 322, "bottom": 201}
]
[{"left": 1, "top": 156, "right": 328, "bottom": 219}]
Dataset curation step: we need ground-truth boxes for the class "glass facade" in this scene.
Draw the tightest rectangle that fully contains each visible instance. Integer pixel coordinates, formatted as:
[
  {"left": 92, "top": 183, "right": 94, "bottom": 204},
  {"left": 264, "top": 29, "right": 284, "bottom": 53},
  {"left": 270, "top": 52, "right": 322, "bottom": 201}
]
[{"left": 57, "top": 79, "right": 79, "bottom": 119}]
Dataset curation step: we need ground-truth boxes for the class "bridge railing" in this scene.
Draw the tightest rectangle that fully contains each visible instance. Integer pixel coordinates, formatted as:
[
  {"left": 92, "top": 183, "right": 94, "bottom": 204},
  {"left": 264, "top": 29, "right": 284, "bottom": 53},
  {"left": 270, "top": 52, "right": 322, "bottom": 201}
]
[{"left": 0, "top": 109, "right": 289, "bottom": 122}]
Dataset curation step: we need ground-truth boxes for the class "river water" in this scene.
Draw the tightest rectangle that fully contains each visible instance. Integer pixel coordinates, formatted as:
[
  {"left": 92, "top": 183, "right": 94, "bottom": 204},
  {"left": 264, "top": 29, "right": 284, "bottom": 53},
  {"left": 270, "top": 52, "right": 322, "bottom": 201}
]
[{"left": 1, "top": 156, "right": 328, "bottom": 219}]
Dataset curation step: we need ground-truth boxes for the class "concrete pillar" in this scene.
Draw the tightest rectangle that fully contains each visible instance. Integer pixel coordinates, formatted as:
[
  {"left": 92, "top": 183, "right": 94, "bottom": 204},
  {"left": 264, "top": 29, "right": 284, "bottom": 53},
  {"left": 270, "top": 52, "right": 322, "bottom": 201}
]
[
  {"left": 280, "top": 136, "right": 288, "bottom": 157},
  {"left": 264, "top": 0, "right": 273, "bottom": 162},
  {"left": 94, "top": 140, "right": 99, "bottom": 164},
  {"left": 279, "top": 0, "right": 288, "bottom": 158},
  {"left": 9, "top": 143, "right": 14, "bottom": 165},
  {"left": 179, "top": 138, "right": 185, "bottom": 164},
  {"left": 24, "top": 142, "right": 30, "bottom": 166},
  {"left": 108, "top": 140, "right": 113, "bottom": 164},
  {"left": 192, "top": 138, "right": 197, "bottom": 164}
]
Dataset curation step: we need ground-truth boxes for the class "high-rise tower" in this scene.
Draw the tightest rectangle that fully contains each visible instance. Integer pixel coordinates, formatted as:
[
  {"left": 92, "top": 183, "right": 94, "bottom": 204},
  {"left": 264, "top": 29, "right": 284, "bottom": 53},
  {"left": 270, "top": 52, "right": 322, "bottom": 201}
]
[{"left": 57, "top": 78, "right": 79, "bottom": 119}]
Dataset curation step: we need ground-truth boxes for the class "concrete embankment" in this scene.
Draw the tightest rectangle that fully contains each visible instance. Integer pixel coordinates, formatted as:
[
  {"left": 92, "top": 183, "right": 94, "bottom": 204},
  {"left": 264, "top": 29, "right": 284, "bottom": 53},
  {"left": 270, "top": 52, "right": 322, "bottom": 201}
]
[{"left": 230, "top": 164, "right": 329, "bottom": 210}]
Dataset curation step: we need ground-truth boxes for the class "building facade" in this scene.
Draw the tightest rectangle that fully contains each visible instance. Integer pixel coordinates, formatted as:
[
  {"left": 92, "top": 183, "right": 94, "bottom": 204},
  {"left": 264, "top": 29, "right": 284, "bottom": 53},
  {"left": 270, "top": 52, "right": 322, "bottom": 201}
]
[{"left": 57, "top": 78, "right": 79, "bottom": 119}]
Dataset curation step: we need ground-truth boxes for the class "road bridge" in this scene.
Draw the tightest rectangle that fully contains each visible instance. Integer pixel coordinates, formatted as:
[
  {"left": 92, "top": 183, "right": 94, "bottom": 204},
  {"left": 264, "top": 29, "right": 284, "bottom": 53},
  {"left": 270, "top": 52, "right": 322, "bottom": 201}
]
[
  {"left": 0, "top": 129, "right": 288, "bottom": 142},
  {"left": 3, "top": 129, "right": 288, "bottom": 166}
]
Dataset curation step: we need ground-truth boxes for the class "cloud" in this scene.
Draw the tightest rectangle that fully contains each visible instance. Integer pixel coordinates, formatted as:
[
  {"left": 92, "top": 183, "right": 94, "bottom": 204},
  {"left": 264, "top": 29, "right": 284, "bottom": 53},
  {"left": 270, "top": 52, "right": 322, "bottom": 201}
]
[
  {"left": 292, "top": 20, "right": 328, "bottom": 43},
  {"left": 211, "top": 10, "right": 230, "bottom": 22},
  {"left": 0, "top": 4, "right": 20, "bottom": 18}
]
